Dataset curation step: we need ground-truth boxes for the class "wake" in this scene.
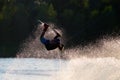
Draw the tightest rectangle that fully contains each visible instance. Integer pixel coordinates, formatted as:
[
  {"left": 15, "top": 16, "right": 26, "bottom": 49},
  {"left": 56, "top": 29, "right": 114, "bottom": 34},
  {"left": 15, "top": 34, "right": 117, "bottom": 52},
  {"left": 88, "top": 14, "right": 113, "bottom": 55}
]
[
  {"left": 15, "top": 22, "right": 120, "bottom": 80},
  {"left": 16, "top": 22, "right": 120, "bottom": 59},
  {"left": 63, "top": 37, "right": 120, "bottom": 59},
  {"left": 54, "top": 57, "right": 120, "bottom": 80},
  {"left": 16, "top": 23, "right": 65, "bottom": 58},
  {"left": 52, "top": 36, "right": 120, "bottom": 80},
  {"left": 3, "top": 21, "right": 120, "bottom": 80}
]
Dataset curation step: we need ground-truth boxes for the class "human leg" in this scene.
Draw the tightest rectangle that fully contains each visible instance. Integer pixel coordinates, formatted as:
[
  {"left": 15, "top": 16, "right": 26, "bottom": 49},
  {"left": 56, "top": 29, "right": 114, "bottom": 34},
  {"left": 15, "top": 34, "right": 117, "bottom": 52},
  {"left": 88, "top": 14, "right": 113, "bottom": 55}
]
[
  {"left": 40, "top": 23, "right": 49, "bottom": 38},
  {"left": 53, "top": 29, "right": 61, "bottom": 39},
  {"left": 40, "top": 23, "right": 49, "bottom": 44}
]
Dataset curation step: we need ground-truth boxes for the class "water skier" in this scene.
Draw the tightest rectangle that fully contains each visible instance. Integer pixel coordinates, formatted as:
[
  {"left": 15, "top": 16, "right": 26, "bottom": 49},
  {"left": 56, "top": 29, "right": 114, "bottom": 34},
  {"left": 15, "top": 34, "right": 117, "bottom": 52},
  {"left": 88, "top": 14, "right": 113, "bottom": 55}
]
[{"left": 40, "top": 23, "right": 64, "bottom": 51}]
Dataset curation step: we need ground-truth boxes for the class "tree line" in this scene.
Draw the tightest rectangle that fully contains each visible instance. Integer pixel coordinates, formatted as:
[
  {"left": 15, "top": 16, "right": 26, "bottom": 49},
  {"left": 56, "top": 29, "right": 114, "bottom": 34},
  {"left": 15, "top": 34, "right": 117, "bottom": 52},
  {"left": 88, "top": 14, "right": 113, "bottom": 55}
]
[{"left": 0, "top": 0, "right": 120, "bottom": 57}]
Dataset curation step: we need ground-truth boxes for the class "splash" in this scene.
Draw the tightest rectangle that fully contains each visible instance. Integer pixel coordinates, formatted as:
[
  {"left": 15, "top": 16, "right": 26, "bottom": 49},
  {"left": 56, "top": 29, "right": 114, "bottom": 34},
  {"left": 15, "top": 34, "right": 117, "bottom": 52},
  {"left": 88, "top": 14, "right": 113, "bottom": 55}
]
[
  {"left": 3, "top": 23, "right": 120, "bottom": 80},
  {"left": 63, "top": 37, "right": 120, "bottom": 59},
  {"left": 16, "top": 22, "right": 120, "bottom": 59},
  {"left": 54, "top": 57, "right": 120, "bottom": 80},
  {"left": 16, "top": 23, "right": 65, "bottom": 58},
  {"left": 51, "top": 37, "right": 120, "bottom": 80}
]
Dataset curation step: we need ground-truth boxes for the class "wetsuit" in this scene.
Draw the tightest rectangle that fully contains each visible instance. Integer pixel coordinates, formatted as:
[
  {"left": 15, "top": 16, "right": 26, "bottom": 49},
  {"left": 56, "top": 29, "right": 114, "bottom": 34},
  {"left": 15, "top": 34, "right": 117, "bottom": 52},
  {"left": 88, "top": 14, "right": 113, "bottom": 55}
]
[{"left": 40, "top": 23, "right": 64, "bottom": 51}]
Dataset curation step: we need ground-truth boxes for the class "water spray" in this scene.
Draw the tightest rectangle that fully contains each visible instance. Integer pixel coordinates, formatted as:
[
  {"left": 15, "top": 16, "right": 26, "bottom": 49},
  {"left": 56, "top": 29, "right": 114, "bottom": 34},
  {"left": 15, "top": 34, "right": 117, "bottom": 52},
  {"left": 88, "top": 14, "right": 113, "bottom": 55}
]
[{"left": 17, "top": 20, "right": 65, "bottom": 59}]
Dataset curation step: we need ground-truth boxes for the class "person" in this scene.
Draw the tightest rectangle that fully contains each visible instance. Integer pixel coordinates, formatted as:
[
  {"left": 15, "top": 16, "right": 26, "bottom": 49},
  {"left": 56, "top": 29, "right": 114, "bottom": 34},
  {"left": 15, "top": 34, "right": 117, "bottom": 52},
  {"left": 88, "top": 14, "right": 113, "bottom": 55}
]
[{"left": 40, "top": 23, "right": 64, "bottom": 51}]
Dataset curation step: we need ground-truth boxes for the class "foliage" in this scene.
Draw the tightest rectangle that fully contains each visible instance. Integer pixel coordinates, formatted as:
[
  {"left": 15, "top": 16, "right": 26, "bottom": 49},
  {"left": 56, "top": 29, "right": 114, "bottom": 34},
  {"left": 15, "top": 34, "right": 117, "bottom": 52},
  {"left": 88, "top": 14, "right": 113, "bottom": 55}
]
[{"left": 0, "top": 0, "right": 120, "bottom": 57}]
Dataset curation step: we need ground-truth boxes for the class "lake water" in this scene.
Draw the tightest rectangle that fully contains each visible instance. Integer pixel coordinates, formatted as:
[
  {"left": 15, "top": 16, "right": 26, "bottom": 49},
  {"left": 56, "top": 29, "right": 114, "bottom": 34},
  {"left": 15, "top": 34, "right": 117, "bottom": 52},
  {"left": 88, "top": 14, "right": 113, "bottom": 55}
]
[
  {"left": 0, "top": 58, "right": 67, "bottom": 80},
  {"left": 0, "top": 58, "right": 120, "bottom": 80}
]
